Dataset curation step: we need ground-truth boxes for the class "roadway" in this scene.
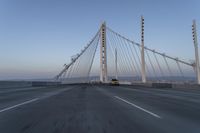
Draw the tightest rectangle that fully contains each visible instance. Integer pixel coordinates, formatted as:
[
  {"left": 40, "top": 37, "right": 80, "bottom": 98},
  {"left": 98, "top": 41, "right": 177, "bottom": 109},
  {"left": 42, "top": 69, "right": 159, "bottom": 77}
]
[{"left": 0, "top": 84, "right": 200, "bottom": 133}]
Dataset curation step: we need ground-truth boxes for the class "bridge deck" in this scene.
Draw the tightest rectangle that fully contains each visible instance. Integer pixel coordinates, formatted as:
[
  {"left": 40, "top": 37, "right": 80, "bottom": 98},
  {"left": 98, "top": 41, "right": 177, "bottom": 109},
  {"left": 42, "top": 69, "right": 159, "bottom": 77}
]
[{"left": 0, "top": 84, "right": 200, "bottom": 133}]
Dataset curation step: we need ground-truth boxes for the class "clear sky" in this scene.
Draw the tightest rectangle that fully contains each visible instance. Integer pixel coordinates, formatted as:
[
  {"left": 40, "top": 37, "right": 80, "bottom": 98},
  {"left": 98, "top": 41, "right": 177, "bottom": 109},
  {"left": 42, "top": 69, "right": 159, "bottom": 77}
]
[{"left": 0, "top": 0, "right": 200, "bottom": 80}]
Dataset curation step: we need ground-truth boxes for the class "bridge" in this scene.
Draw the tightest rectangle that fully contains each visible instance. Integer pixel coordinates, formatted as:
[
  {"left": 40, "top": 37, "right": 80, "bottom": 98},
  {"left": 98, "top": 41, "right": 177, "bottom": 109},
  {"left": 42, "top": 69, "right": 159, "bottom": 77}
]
[
  {"left": 55, "top": 17, "right": 200, "bottom": 85},
  {"left": 1, "top": 17, "right": 200, "bottom": 133}
]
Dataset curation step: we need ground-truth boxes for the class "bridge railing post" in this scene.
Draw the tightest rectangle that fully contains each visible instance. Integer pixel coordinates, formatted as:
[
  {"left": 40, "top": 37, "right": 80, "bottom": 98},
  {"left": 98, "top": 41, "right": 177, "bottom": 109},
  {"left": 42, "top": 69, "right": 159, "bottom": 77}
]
[{"left": 192, "top": 20, "right": 200, "bottom": 84}]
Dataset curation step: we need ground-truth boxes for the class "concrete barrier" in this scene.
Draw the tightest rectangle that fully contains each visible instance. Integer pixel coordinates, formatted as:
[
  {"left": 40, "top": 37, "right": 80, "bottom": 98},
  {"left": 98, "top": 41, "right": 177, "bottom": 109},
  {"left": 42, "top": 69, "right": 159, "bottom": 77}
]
[
  {"left": 152, "top": 83, "right": 172, "bottom": 88},
  {"left": 130, "top": 82, "right": 200, "bottom": 89},
  {"left": 172, "top": 83, "right": 200, "bottom": 89},
  {"left": 31, "top": 81, "right": 61, "bottom": 87},
  {"left": 0, "top": 81, "right": 61, "bottom": 89},
  {"left": 0, "top": 81, "right": 32, "bottom": 89}
]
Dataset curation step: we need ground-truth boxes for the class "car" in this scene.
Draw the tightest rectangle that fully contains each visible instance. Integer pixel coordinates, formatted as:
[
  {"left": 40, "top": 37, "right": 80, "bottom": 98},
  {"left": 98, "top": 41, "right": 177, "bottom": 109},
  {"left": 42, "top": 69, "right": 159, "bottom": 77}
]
[{"left": 110, "top": 79, "right": 119, "bottom": 86}]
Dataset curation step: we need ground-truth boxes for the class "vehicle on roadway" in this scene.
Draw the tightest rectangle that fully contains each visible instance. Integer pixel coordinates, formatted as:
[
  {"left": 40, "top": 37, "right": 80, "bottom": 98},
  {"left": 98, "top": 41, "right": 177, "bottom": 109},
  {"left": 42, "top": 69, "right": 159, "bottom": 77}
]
[{"left": 110, "top": 78, "right": 119, "bottom": 86}]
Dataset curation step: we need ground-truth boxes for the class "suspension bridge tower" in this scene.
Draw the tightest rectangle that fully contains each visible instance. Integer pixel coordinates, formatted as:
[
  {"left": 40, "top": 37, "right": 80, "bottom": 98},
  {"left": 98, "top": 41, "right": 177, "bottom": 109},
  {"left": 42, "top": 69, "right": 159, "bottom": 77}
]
[
  {"left": 141, "top": 16, "right": 147, "bottom": 83},
  {"left": 192, "top": 20, "right": 200, "bottom": 84},
  {"left": 100, "top": 22, "right": 108, "bottom": 83}
]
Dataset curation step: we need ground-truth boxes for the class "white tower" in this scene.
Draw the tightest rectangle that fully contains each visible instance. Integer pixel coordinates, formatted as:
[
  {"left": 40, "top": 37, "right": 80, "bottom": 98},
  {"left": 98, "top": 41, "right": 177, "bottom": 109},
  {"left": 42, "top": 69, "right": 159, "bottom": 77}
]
[
  {"left": 141, "top": 16, "right": 146, "bottom": 83},
  {"left": 192, "top": 20, "right": 200, "bottom": 84},
  {"left": 115, "top": 48, "right": 118, "bottom": 79},
  {"left": 100, "top": 22, "right": 108, "bottom": 83}
]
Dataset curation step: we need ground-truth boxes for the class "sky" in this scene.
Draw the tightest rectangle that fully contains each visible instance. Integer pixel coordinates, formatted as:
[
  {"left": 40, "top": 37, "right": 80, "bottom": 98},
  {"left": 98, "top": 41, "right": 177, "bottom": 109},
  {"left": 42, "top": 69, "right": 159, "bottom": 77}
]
[{"left": 0, "top": 0, "right": 200, "bottom": 80}]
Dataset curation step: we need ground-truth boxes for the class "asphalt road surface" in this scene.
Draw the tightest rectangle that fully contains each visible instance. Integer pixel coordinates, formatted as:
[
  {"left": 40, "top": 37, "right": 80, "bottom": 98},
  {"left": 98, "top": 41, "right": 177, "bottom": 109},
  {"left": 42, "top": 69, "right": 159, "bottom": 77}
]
[{"left": 0, "top": 84, "right": 200, "bottom": 133}]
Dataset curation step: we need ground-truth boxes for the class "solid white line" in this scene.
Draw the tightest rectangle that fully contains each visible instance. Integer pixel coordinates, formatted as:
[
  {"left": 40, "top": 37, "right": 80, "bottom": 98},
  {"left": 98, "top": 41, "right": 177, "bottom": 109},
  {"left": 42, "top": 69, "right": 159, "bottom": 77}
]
[
  {"left": 114, "top": 96, "right": 161, "bottom": 119},
  {"left": 0, "top": 98, "right": 39, "bottom": 113}
]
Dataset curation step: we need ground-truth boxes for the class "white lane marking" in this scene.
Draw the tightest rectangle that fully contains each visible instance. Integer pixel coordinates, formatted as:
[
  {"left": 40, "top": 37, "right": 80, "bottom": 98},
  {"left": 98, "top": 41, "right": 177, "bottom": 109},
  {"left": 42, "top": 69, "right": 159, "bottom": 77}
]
[
  {"left": 0, "top": 98, "right": 39, "bottom": 113},
  {"left": 120, "top": 87, "right": 200, "bottom": 103},
  {"left": 114, "top": 96, "right": 161, "bottom": 119},
  {"left": 0, "top": 87, "right": 74, "bottom": 113}
]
